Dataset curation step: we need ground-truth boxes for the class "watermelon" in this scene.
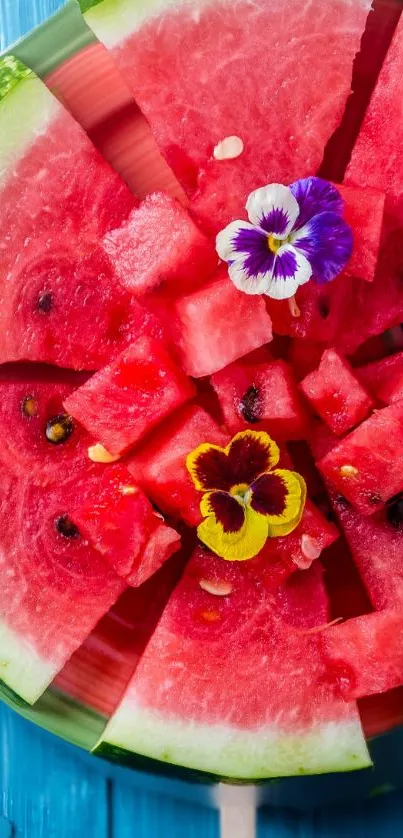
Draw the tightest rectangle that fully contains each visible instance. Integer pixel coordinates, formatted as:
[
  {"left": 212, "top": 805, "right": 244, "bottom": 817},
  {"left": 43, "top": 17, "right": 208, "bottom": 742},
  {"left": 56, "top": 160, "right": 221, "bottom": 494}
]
[
  {"left": 0, "top": 57, "right": 174, "bottom": 371},
  {"left": 64, "top": 337, "right": 195, "bottom": 456},
  {"left": 267, "top": 274, "right": 354, "bottom": 347},
  {"left": 299, "top": 349, "right": 373, "bottom": 435},
  {"left": 79, "top": 0, "right": 371, "bottom": 233},
  {"left": 69, "top": 464, "right": 181, "bottom": 585},
  {"left": 337, "top": 185, "right": 385, "bottom": 283},
  {"left": 0, "top": 467, "right": 125, "bottom": 704},
  {"left": 323, "top": 611, "right": 403, "bottom": 700},
  {"left": 318, "top": 401, "right": 403, "bottom": 514},
  {"left": 174, "top": 269, "right": 273, "bottom": 378},
  {"left": 127, "top": 404, "right": 229, "bottom": 526},
  {"left": 102, "top": 192, "right": 217, "bottom": 296},
  {"left": 288, "top": 340, "right": 326, "bottom": 381},
  {"left": 210, "top": 359, "right": 308, "bottom": 441},
  {"left": 95, "top": 546, "right": 370, "bottom": 778},
  {"left": 355, "top": 352, "right": 403, "bottom": 400}
]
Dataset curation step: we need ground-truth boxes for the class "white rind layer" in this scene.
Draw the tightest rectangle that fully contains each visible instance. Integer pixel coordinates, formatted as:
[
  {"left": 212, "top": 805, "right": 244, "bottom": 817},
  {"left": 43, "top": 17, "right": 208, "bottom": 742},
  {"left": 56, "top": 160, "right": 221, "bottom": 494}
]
[
  {"left": 95, "top": 700, "right": 372, "bottom": 779},
  {"left": 84, "top": 0, "right": 212, "bottom": 48},
  {"left": 0, "top": 620, "right": 57, "bottom": 704},
  {"left": 0, "top": 71, "right": 60, "bottom": 186}
]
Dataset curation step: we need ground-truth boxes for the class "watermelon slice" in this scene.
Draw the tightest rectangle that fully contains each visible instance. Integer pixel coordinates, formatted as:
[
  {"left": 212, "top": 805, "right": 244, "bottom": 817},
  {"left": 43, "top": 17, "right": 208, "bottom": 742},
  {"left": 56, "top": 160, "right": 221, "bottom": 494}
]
[
  {"left": 64, "top": 338, "right": 195, "bottom": 456},
  {"left": 0, "top": 56, "right": 174, "bottom": 371},
  {"left": 337, "top": 185, "right": 385, "bottom": 283},
  {"left": 79, "top": 0, "right": 371, "bottom": 233},
  {"left": 211, "top": 359, "right": 308, "bottom": 440},
  {"left": 0, "top": 468, "right": 125, "bottom": 704},
  {"left": 102, "top": 192, "right": 217, "bottom": 296},
  {"left": 299, "top": 349, "right": 373, "bottom": 435},
  {"left": 94, "top": 546, "right": 370, "bottom": 779},
  {"left": 355, "top": 352, "right": 403, "bottom": 400},
  {"left": 173, "top": 269, "right": 273, "bottom": 378},
  {"left": 128, "top": 404, "right": 230, "bottom": 526},
  {"left": 318, "top": 401, "right": 403, "bottom": 514}
]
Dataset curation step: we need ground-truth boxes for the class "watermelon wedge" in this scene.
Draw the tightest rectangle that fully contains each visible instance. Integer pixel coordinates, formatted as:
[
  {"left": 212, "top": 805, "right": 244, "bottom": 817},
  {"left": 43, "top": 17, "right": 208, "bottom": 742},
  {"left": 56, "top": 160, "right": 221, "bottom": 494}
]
[
  {"left": 94, "top": 546, "right": 370, "bottom": 779},
  {"left": 0, "top": 56, "right": 168, "bottom": 371},
  {"left": 79, "top": 0, "right": 371, "bottom": 233}
]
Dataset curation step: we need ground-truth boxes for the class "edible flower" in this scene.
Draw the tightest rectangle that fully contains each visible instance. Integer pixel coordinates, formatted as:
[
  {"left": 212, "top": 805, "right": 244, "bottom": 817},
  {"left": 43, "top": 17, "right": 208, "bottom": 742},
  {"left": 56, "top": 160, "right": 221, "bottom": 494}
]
[
  {"left": 216, "top": 177, "right": 353, "bottom": 300},
  {"left": 186, "top": 430, "right": 306, "bottom": 561}
]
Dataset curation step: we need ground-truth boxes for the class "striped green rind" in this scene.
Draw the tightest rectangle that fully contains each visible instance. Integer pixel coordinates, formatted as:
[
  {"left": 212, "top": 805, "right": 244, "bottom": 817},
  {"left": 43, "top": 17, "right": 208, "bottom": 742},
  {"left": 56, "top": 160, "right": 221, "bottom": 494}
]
[
  {"left": 93, "top": 702, "right": 372, "bottom": 781},
  {"left": 0, "top": 55, "right": 33, "bottom": 103},
  {"left": 78, "top": 0, "right": 105, "bottom": 12},
  {"left": 0, "top": 620, "right": 58, "bottom": 704},
  {"left": 78, "top": 0, "right": 195, "bottom": 48}
]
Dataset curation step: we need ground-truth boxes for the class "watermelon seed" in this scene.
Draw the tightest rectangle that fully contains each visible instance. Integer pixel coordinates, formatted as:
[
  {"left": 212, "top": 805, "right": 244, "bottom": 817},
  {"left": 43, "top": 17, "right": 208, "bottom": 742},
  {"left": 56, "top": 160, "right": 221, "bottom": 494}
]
[
  {"left": 199, "top": 579, "right": 232, "bottom": 596},
  {"left": 37, "top": 291, "right": 53, "bottom": 313},
  {"left": 339, "top": 464, "right": 358, "bottom": 478},
  {"left": 318, "top": 298, "right": 330, "bottom": 319},
  {"left": 55, "top": 515, "right": 80, "bottom": 539},
  {"left": 120, "top": 485, "right": 137, "bottom": 496},
  {"left": 21, "top": 395, "right": 38, "bottom": 418},
  {"left": 88, "top": 443, "right": 120, "bottom": 463},
  {"left": 239, "top": 385, "right": 262, "bottom": 423},
  {"left": 300, "top": 534, "right": 322, "bottom": 562},
  {"left": 213, "top": 135, "right": 244, "bottom": 160},
  {"left": 45, "top": 414, "right": 74, "bottom": 445}
]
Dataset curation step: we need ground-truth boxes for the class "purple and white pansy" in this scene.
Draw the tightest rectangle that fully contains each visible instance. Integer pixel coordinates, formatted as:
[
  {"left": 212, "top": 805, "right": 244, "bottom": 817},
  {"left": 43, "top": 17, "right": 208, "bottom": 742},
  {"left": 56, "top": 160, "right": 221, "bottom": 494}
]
[{"left": 216, "top": 177, "right": 353, "bottom": 301}]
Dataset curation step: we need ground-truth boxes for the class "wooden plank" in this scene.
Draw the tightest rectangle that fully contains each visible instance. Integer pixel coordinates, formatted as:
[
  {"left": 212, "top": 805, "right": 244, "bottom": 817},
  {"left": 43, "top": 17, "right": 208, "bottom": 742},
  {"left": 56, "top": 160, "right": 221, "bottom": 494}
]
[{"left": 112, "top": 782, "right": 219, "bottom": 838}]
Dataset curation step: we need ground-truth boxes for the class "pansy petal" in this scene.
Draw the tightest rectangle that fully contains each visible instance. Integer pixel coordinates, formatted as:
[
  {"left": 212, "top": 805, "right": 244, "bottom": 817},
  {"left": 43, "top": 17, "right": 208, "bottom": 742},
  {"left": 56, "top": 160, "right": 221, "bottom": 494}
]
[
  {"left": 291, "top": 211, "right": 353, "bottom": 284},
  {"left": 265, "top": 245, "right": 312, "bottom": 300},
  {"left": 198, "top": 500, "right": 269, "bottom": 561},
  {"left": 227, "top": 430, "right": 280, "bottom": 485},
  {"left": 228, "top": 260, "right": 273, "bottom": 296},
  {"left": 267, "top": 472, "right": 307, "bottom": 537},
  {"left": 289, "top": 177, "right": 344, "bottom": 229},
  {"left": 246, "top": 184, "right": 299, "bottom": 237},
  {"left": 216, "top": 220, "right": 264, "bottom": 263},
  {"left": 250, "top": 469, "right": 306, "bottom": 530},
  {"left": 200, "top": 490, "right": 245, "bottom": 533},
  {"left": 186, "top": 443, "right": 234, "bottom": 492}
]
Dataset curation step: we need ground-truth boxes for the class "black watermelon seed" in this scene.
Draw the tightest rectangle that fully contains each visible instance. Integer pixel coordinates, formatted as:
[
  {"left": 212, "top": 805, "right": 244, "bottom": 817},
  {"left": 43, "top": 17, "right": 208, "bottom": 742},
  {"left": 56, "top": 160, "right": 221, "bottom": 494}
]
[
  {"left": 55, "top": 515, "right": 80, "bottom": 539},
  {"left": 387, "top": 492, "right": 403, "bottom": 529},
  {"left": 37, "top": 291, "right": 53, "bottom": 313},
  {"left": 239, "top": 385, "right": 262, "bottom": 424},
  {"left": 21, "top": 395, "right": 38, "bottom": 418},
  {"left": 318, "top": 298, "right": 330, "bottom": 319},
  {"left": 45, "top": 414, "right": 74, "bottom": 445}
]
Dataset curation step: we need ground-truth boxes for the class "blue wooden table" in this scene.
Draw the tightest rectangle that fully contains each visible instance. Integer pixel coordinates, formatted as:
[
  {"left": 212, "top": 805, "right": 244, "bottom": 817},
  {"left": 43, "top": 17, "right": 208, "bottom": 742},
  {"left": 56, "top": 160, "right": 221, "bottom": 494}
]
[{"left": 1, "top": 2, "right": 403, "bottom": 835}]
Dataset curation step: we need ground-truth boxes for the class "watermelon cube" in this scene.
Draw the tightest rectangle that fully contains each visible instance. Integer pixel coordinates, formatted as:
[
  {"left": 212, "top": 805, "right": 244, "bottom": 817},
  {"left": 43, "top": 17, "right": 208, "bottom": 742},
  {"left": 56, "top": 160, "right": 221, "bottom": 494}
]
[
  {"left": 174, "top": 268, "right": 273, "bottom": 377},
  {"left": 102, "top": 193, "right": 217, "bottom": 297},
  {"left": 71, "top": 464, "right": 181, "bottom": 585},
  {"left": 355, "top": 352, "right": 403, "bottom": 400},
  {"left": 288, "top": 339, "right": 325, "bottom": 380},
  {"left": 127, "top": 404, "right": 230, "bottom": 525},
  {"left": 64, "top": 337, "right": 195, "bottom": 456},
  {"left": 258, "top": 499, "right": 339, "bottom": 577},
  {"left": 378, "top": 372, "right": 403, "bottom": 405},
  {"left": 300, "top": 349, "right": 373, "bottom": 435},
  {"left": 211, "top": 359, "right": 308, "bottom": 440},
  {"left": 267, "top": 274, "right": 354, "bottom": 346},
  {"left": 337, "top": 184, "right": 385, "bottom": 283},
  {"left": 318, "top": 401, "right": 403, "bottom": 514}
]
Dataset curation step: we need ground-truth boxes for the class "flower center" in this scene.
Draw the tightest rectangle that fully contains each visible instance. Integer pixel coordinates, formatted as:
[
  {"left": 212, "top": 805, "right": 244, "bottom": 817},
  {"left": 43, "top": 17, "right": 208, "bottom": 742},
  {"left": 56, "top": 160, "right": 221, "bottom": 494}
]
[
  {"left": 267, "top": 234, "right": 283, "bottom": 254},
  {"left": 230, "top": 482, "right": 252, "bottom": 506}
]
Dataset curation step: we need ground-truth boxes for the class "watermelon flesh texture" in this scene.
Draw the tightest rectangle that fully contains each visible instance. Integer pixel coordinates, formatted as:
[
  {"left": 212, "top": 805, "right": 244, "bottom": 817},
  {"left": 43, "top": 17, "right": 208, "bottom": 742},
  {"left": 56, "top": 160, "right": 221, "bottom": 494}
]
[
  {"left": 81, "top": 0, "right": 371, "bottom": 233},
  {"left": 64, "top": 338, "right": 195, "bottom": 456},
  {"left": 174, "top": 269, "right": 273, "bottom": 378},
  {"left": 0, "top": 468, "right": 125, "bottom": 704},
  {"left": 337, "top": 185, "right": 385, "bottom": 283},
  {"left": 127, "top": 404, "right": 230, "bottom": 526},
  {"left": 210, "top": 359, "right": 309, "bottom": 441},
  {"left": 70, "top": 464, "right": 181, "bottom": 585},
  {"left": 318, "top": 401, "right": 403, "bottom": 514},
  {"left": 0, "top": 58, "right": 172, "bottom": 371},
  {"left": 102, "top": 192, "right": 217, "bottom": 297},
  {"left": 299, "top": 349, "right": 373, "bottom": 436},
  {"left": 95, "top": 546, "right": 370, "bottom": 779},
  {"left": 355, "top": 351, "right": 403, "bottom": 400}
]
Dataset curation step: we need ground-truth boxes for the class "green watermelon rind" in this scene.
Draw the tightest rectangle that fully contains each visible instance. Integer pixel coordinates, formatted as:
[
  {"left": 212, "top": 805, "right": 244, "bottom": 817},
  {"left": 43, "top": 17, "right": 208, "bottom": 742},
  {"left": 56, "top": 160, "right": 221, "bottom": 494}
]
[
  {"left": 0, "top": 54, "right": 60, "bottom": 176},
  {"left": 78, "top": 0, "right": 105, "bottom": 13},
  {"left": 0, "top": 619, "right": 59, "bottom": 704},
  {"left": 78, "top": 0, "right": 183, "bottom": 48},
  {"left": 93, "top": 703, "right": 372, "bottom": 781}
]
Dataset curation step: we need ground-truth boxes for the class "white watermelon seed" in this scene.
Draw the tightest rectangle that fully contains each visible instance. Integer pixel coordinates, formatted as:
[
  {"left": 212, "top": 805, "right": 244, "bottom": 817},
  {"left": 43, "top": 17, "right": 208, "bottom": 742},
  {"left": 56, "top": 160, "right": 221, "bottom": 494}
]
[
  {"left": 88, "top": 443, "right": 120, "bottom": 463},
  {"left": 339, "top": 464, "right": 359, "bottom": 478},
  {"left": 213, "top": 136, "right": 244, "bottom": 160},
  {"left": 300, "top": 534, "right": 322, "bottom": 562},
  {"left": 199, "top": 578, "right": 232, "bottom": 596}
]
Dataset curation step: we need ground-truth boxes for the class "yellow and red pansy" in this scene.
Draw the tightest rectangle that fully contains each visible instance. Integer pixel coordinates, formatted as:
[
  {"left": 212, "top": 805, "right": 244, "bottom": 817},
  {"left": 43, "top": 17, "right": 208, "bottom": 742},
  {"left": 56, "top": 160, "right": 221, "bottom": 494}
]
[{"left": 186, "top": 430, "right": 306, "bottom": 561}]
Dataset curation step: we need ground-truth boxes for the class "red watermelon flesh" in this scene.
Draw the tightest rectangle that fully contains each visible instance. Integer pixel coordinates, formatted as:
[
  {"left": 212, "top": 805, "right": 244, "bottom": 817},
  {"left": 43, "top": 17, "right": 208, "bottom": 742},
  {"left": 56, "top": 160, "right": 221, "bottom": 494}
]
[
  {"left": 210, "top": 359, "right": 308, "bottom": 441},
  {"left": 336, "top": 185, "right": 385, "bottom": 283},
  {"left": 174, "top": 269, "right": 273, "bottom": 378},
  {"left": 299, "top": 349, "right": 373, "bottom": 436},
  {"left": 102, "top": 192, "right": 217, "bottom": 297},
  {"left": 55, "top": 550, "right": 189, "bottom": 716},
  {"left": 257, "top": 499, "right": 339, "bottom": 576},
  {"left": 355, "top": 351, "right": 403, "bottom": 400},
  {"left": 64, "top": 337, "right": 195, "bottom": 457},
  {"left": 322, "top": 611, "right": 403, "bottom": 700},
  {"left": 288, "top": 340, "right": 326, "bottom": 381},
  {"left": 81, "top": 0, "right": 371, "bottom": 233},
  {"left": 127, "top": 404, "right": 230, "bottom": 526},
  {"left": 0, "top": 60, "right": 169, "bottom": 371},
  {"left": 0, "top": 468, "right": 125, "bottom": 704},
  {"left": 95, "top": 545, "right": 369, "bottom": 778},
  {"left": 70, "top": 464, "right": 181, "bottom": 585},
  {"left": 318, "top": 401, "right": 403, "bottom": 514}
]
